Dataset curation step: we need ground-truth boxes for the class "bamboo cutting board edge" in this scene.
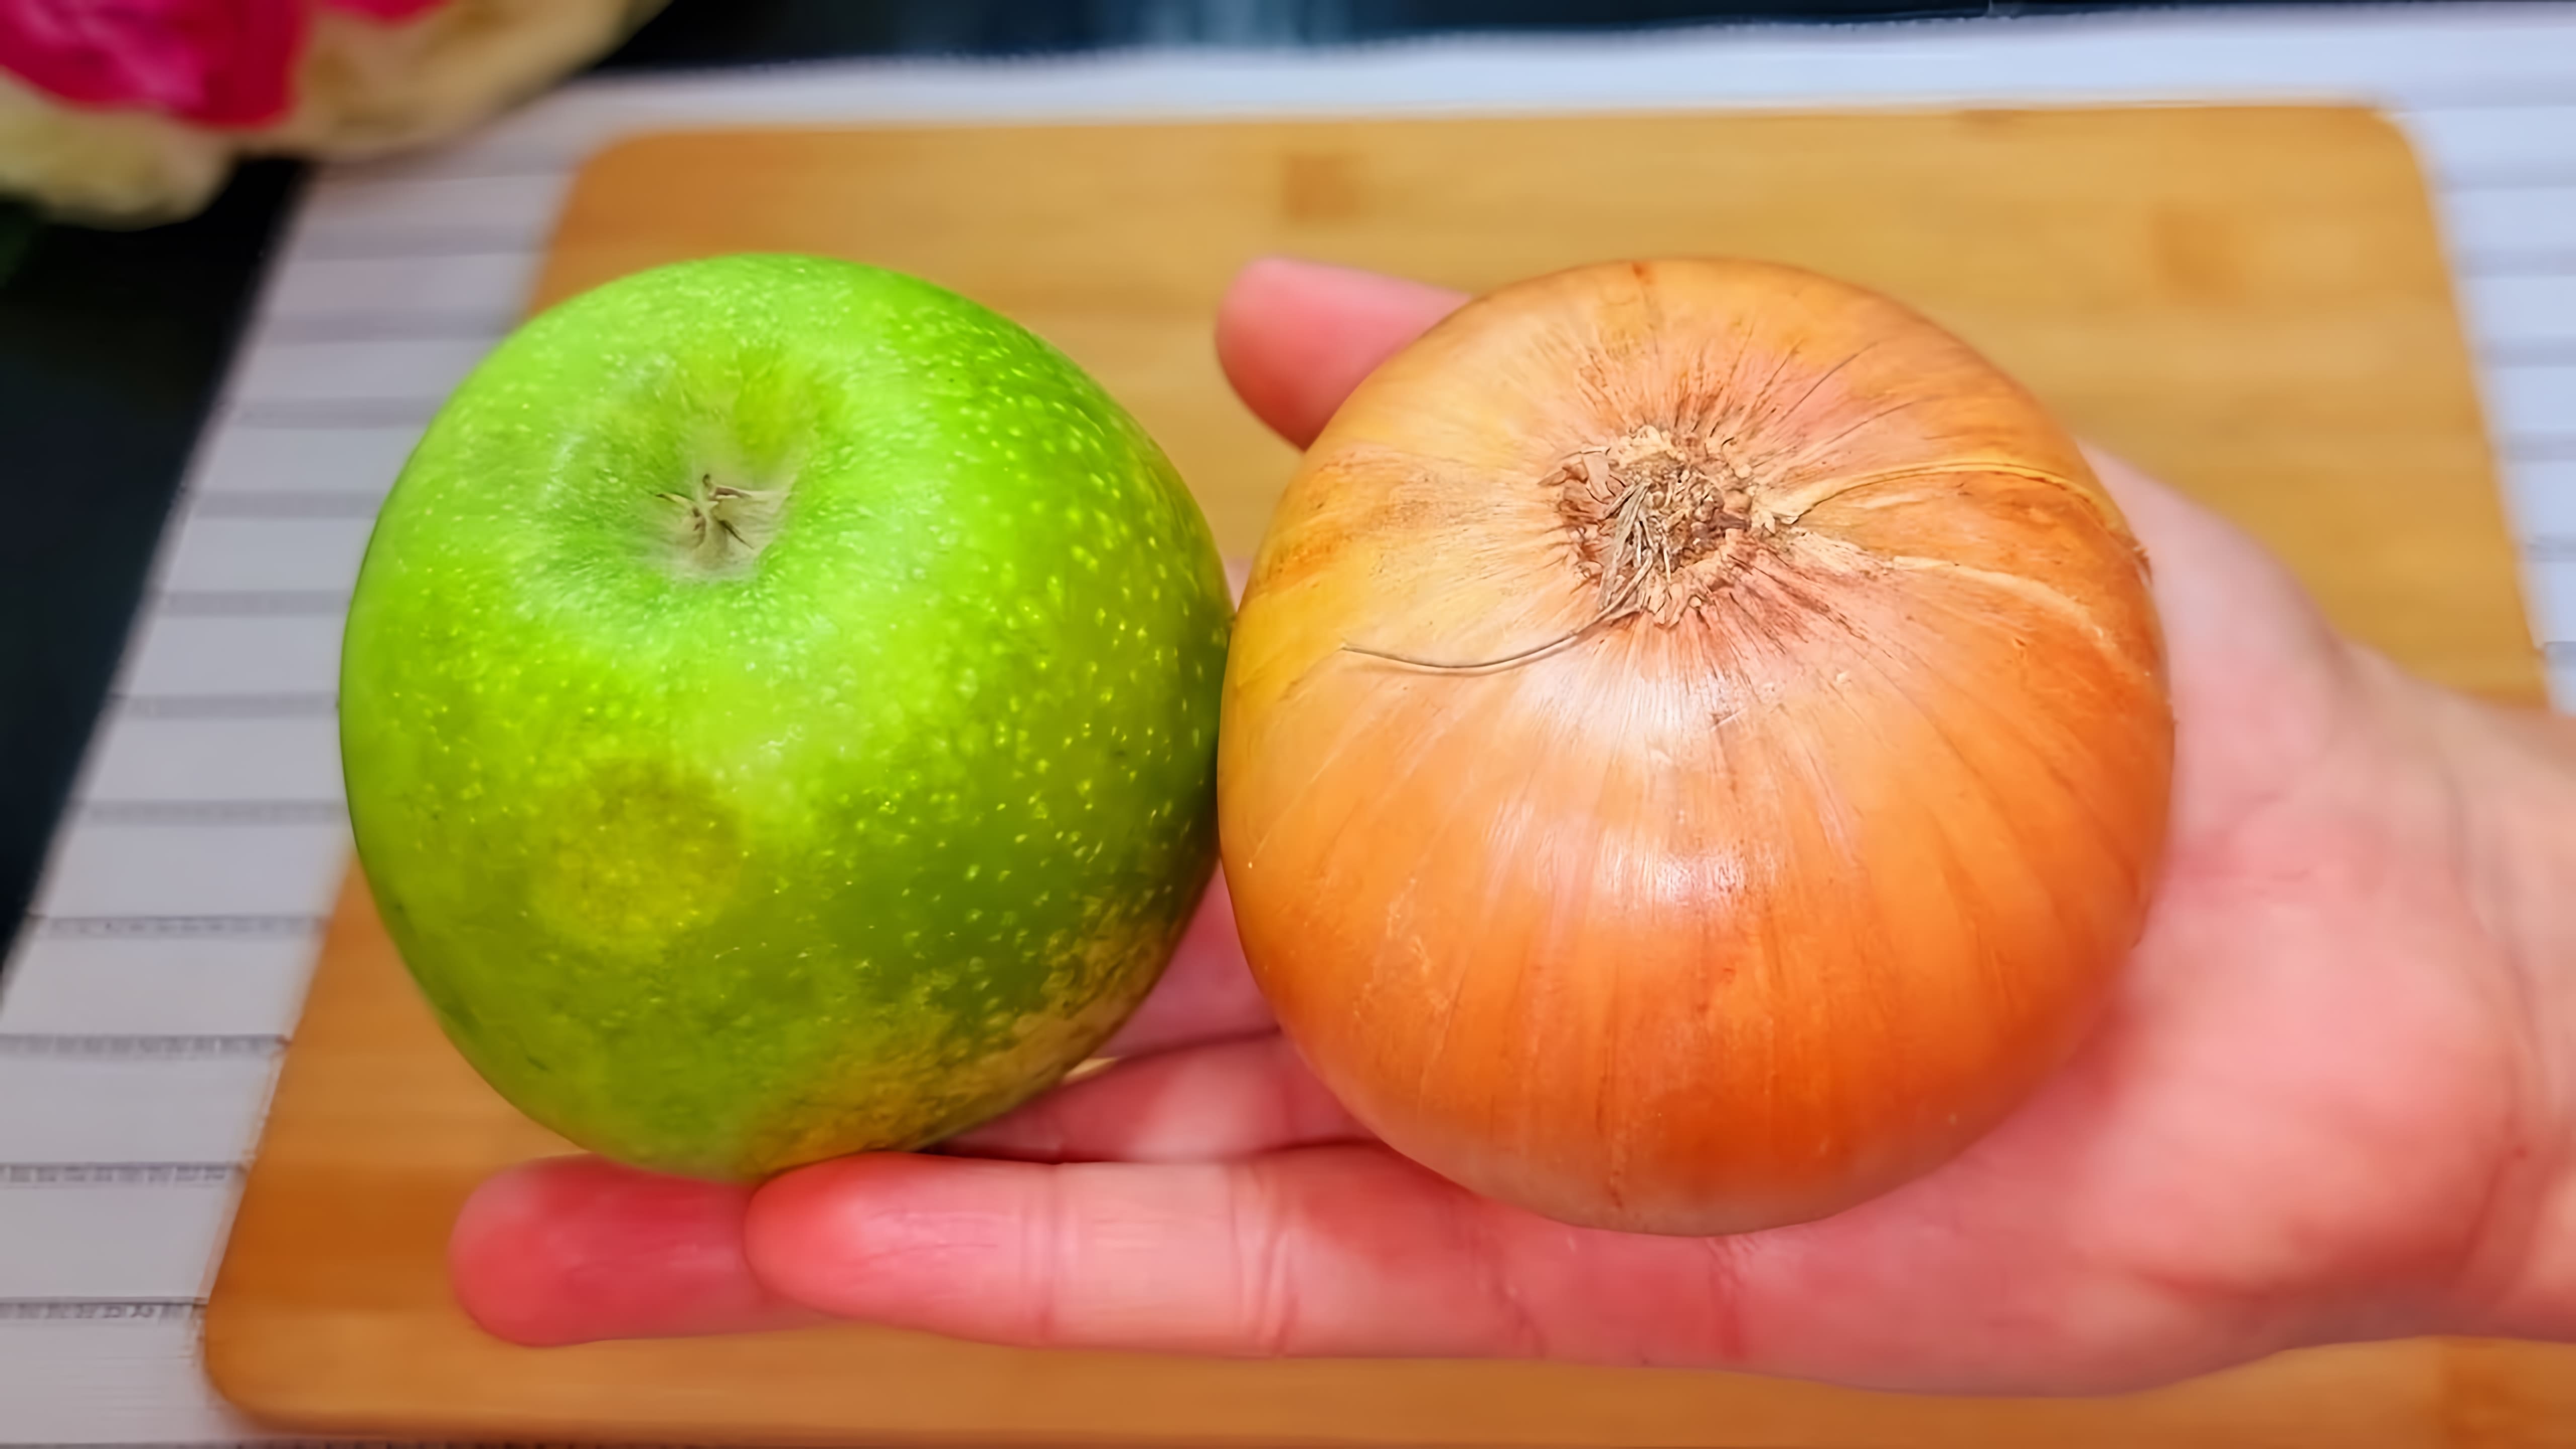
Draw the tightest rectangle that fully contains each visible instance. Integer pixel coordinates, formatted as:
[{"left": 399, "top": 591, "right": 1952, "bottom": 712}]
[{"left": 195, "top": 871, "right": 2565, "bottom": 1449}]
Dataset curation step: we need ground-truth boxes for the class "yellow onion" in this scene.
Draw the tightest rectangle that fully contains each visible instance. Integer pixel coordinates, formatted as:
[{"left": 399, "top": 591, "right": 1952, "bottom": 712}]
[{"left": 1218, "top": 258, "right": 2175, "bottom": 1235}]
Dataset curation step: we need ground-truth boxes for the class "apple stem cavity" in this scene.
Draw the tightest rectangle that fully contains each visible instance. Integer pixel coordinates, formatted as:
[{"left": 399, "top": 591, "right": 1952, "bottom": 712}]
[{"left": 656, "top": 472, "right": 788, "bottom": 580}]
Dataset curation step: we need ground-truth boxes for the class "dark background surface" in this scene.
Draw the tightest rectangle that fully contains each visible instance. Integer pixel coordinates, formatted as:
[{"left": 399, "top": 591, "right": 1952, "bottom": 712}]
[{"left": 0, "top": 0, "right": 2393, "bottom": 950}]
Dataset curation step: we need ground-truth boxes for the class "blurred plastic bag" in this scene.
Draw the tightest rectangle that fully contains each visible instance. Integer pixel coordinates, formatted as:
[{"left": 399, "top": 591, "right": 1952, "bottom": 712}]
[{"left": 0, "top": 0, "right": 668, "bottom": 224}]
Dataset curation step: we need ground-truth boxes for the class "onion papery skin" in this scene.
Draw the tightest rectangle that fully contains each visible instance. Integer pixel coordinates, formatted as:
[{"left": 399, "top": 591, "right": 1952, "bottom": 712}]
[{"left": 1217, "top": 258, "right": 2175, "bottom": 1236}]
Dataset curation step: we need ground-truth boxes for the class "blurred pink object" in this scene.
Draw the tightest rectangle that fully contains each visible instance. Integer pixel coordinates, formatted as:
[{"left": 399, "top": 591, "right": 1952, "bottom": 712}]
[
  {"left": 0, "top": 0, "right": 666, "bottom": 222},
  {"left": 0, "top": 0, "right": 312, "bottom": 126}
]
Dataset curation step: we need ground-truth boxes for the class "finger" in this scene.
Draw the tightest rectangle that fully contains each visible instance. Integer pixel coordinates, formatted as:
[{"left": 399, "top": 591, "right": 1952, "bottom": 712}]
[
  {"left": 942, "top": 1032, "right": 1365, "bottom": 1163},
  {"left": 2081, "top": 442, "right": 2337, "bottom": 658},
  {"left": 747, "top": 1145, "right": 1879, "bottom": 1367},
  {"left": 743, "top": 1120, "right": 2262, "bottom": 1394},
  {"left": 2078, "top": 442, "right": 2367, "bottom": 844},
  {"left": 745, "top": 1145, "right": 1560, "bottom": 1359},
  {"left": 1098, "top": 866, "right": 1272, "bottom": 1058},
  {"left": 1215, "top": 256, "right": 1467, "bottom": 448},
  {"left": 448, "top": 1155, "right": 819, "bottom": 1346}
]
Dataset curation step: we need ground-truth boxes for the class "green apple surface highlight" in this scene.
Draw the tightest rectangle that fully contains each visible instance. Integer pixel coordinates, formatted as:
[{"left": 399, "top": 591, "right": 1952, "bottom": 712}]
[{"left": 339, "top": 254, "right": 1232, "bottom": 1181}]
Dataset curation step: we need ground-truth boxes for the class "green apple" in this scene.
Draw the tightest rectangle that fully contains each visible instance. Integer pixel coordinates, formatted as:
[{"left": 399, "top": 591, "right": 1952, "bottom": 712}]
[{"left": 339, "top": 253, "right": 1232, "bottom": 1181}]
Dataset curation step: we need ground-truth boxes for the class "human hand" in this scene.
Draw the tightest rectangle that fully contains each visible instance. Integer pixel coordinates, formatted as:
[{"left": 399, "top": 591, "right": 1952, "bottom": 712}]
[{"left": 448, "top": 257, "right": 2576, "bottom": 1396}]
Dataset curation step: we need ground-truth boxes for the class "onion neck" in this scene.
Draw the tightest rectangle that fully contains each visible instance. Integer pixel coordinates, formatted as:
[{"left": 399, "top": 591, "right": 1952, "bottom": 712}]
[
  {"left": 1337, "top": 425, "right": 1794, "bottom": 675},
  {"left": 1554, "top": 424, "right": 1784, "bottom": 626}
]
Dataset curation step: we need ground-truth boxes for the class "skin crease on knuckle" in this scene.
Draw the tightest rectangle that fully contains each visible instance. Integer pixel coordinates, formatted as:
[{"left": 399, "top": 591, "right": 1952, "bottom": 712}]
[{"left": 447, "top": 258, "right": 2576, "bottom": 1396}]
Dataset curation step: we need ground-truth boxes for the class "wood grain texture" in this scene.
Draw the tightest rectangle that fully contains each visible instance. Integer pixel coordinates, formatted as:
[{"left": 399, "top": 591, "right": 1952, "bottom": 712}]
[
  {"left": 523, "top": 105, "right": 2543, "bottom": 703},
  {"left": 205, "top": 105, "right": 2564, "bottom": 1446}
]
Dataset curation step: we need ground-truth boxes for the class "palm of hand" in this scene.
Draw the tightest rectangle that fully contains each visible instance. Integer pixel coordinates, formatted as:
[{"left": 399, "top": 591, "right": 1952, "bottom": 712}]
[{"left": 451, "top": 262, "right": 2547, "bottom": 1396}]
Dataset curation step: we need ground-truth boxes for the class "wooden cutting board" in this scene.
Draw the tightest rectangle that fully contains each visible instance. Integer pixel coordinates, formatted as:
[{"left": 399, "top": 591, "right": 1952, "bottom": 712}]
[{"left": 204, "top": 105, "right": 2563, "bottom": 1447}]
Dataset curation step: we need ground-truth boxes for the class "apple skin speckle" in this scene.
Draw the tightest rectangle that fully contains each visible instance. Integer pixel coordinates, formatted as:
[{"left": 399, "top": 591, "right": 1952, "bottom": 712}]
[{"left": 339, "top": 254, "right": 1232, "bottom": 1181}]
